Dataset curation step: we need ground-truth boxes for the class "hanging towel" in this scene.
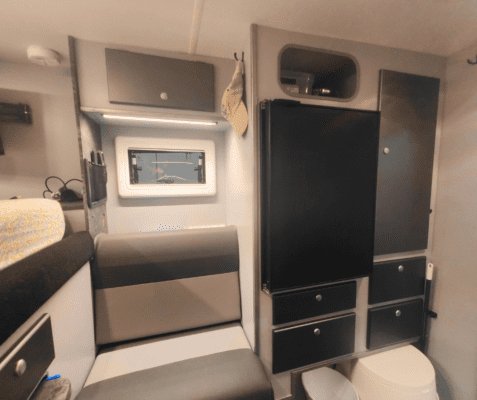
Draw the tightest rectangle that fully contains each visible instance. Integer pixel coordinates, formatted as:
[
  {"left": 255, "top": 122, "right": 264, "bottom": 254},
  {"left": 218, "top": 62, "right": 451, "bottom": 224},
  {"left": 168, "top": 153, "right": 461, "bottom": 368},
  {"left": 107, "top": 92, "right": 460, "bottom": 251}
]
[{"left": 221, "top": 60, "right": 248, "bottom": 136}]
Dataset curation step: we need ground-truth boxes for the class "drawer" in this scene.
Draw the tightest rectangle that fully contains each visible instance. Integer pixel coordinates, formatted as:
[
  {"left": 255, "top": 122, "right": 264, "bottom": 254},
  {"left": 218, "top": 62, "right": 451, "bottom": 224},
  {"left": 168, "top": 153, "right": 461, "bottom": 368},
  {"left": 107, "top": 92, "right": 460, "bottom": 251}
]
[
  {"left": 369, "top": 257, "right": 426, "bottom": 304},
  {"left": 273, "top": 281, "right": 357, "bottom": 325},
  {"left": 0, "top": 314, "right": 55, "bottom": 400},
  {"left": 273, "top": 313, "right": 355, "bottom": 374},
  {"left": 367, "top": 299, "right": 423, "bottom": 349}
]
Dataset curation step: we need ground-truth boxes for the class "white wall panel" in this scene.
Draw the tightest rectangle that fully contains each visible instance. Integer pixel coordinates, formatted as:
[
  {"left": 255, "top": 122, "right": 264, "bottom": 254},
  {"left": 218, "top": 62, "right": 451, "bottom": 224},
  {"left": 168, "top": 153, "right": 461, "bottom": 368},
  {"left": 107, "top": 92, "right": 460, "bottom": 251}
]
[
  {"left": 101, "top": 124, "right": 227, "bottom": 233},
  {"left": 0, "top": 60, "right": 82, "bottom": 200},
  {"left": 428, "top": 42, "right": 477, "bottom": 400}
]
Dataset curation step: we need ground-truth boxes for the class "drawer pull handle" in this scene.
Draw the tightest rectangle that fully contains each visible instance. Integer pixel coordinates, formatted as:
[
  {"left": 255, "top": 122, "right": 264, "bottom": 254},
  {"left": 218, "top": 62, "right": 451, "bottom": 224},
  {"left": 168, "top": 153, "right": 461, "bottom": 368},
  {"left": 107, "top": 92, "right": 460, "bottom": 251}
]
[
  {"left": 314, "top": 328, "right": 321, "bottom": 336},
  {"left": 315, "top": 294, "right": 322, "bottom": 302},
  {"left": 160, "top": 92, "right": 168, "bottom": 100},
  {"left": 383, "top": 147, "right": 390, "bottom": 154},
  {"left": 15, "top": 359, "right": 27, "bottom": 376},
  {"left": 398, "top": 265, "right": 404, "bottom": 272},
  {"left": 396, "top": 310, "right": 401, "bottom": 317}
]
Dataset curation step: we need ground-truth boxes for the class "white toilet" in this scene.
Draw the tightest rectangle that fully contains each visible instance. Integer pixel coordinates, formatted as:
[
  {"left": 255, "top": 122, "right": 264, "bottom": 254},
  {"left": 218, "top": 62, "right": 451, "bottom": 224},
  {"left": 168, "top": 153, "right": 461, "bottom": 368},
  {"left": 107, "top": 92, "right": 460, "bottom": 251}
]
[
  {"left": 302, "top": 367, "right": 359, "bottom": 400},
  {"left": 337, "top": 345, "right": 439, "bottom": 400}
]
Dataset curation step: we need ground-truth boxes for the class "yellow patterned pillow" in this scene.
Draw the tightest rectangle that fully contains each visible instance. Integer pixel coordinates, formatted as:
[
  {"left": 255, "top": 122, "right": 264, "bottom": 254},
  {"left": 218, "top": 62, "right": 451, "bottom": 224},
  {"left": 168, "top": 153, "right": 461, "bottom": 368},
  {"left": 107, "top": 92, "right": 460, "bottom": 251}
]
[{"left": 0, "top": 199, "right": 65, "bottom": 270}]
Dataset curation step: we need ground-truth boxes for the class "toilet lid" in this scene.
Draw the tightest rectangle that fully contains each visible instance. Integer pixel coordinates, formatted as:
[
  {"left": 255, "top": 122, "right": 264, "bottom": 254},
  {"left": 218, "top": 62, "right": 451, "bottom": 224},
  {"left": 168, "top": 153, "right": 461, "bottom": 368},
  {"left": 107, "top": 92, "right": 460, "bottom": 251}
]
[
  {"left": 355, "top": 345, "right": 436, "bottom": 393},
  {"left": 302, "top": 367, "right": 358, "bottom": 400}
]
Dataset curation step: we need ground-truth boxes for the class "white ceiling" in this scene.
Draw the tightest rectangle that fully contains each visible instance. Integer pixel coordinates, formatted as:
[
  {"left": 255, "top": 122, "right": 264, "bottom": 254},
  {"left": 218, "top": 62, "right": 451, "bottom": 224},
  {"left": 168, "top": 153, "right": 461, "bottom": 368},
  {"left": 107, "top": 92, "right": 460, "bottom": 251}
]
[{"left": 1, "top": 0, "right": 477, "bottom": 66}]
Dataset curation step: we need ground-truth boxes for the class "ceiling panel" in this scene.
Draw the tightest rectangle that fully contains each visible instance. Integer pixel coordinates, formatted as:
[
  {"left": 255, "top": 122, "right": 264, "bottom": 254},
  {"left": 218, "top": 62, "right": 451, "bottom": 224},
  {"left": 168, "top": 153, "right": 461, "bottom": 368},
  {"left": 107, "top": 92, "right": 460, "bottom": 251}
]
[
  {"left": 0, "top": 0, "right": 476, "bottom": 66},
  {"left": 198, "top": 0, "right": 477, "bottom": 58},
  {"left": 0, "top": 0, "right": 195, "bottom": 64}
]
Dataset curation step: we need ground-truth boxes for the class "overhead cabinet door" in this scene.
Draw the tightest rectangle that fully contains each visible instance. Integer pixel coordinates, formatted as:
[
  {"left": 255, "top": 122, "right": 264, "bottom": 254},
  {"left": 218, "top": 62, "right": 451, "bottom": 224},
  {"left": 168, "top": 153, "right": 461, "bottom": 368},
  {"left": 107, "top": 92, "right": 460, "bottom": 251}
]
[
  {"left": 261, "top": 100, "right": 380, "bottom": 292},
  {"left": 105, "top": 49, "right": 215, "bottom": 112},
  {"left": 374, "top": 70, "right": 440, "bottom": 255}
]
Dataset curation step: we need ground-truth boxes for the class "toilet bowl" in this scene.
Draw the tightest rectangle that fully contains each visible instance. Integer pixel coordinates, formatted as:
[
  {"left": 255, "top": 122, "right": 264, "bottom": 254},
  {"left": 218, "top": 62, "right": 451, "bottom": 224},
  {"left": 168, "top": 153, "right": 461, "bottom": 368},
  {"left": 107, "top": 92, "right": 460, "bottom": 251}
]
[{"left": 338, "top": 345, "right": 438, "bottom": 400}]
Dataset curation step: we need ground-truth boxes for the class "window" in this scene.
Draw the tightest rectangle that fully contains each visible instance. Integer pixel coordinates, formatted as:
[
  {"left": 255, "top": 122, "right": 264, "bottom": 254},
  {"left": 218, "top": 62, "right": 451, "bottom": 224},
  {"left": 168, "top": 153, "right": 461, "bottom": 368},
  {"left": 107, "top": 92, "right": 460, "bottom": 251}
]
[
  {"left": 128, "top": 150, "right": 206, "bottom": 185},
  {"left": 115, "top": 136, "right": 216, "bottom": 197}
]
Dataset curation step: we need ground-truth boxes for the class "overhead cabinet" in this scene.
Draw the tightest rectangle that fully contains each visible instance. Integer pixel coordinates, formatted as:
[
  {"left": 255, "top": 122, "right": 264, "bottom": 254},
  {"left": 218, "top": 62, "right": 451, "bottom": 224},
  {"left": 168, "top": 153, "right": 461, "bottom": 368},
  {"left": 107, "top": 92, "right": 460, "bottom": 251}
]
[
  {"left": 261, "top": 100, "right": 380, "bottom": 292},
  {"left": 374, "top": 70, "right": 440, "bottom": 255},
  {"left": 105, "top": 48, "right": 215, "bottom": 112}
]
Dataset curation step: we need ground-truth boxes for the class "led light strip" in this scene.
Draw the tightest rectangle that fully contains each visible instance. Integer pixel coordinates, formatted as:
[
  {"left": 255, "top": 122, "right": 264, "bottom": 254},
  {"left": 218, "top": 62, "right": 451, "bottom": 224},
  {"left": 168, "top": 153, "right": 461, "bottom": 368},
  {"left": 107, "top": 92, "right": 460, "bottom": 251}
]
[{"left": 102, "top": 114, "right": 218, "bottom": 126}]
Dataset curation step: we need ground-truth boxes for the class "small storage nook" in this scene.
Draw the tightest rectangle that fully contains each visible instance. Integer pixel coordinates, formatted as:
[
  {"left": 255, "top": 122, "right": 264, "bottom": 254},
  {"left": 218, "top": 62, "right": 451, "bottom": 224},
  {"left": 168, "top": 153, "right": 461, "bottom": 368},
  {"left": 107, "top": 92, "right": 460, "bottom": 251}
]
[{"left": 279, "top": 46, "right": 358, "bottom": 100}]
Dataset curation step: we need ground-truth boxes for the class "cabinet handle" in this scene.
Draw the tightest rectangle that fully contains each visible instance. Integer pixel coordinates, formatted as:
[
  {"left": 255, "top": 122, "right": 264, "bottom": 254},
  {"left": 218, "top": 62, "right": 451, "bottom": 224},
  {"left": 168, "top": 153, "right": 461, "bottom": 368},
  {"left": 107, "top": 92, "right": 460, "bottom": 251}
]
[
  {"left": 315, "top": 294, "right": 322, "bottom": 302},
  {"left": 396, "top": 310, "right": 401, "bottom": 317},
  {"left": 314, "top": 328, "right": 321, "bottom": 336},
  {"left": 160, "top": 92, "right": 168, "bottom": 100},
  {"left": 398, "top": 265, "right": 404, "bottom": 272},
  {"left": 383, "top": 147, "right": 390, "bottom": 154},
  {"left": 15, "top": 359, "right": 27, "bottom": 376}
]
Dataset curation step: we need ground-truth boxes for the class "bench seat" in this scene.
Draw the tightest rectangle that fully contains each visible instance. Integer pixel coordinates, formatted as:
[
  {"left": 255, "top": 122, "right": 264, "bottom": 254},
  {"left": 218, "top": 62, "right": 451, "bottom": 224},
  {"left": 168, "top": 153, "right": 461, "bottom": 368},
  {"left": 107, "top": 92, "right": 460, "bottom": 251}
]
[
  {"left": 77, "top": 227, "right": 274, "bottom": 400},
  {"left": 76, "top": 323, "right": 273, "bottom": 400}
]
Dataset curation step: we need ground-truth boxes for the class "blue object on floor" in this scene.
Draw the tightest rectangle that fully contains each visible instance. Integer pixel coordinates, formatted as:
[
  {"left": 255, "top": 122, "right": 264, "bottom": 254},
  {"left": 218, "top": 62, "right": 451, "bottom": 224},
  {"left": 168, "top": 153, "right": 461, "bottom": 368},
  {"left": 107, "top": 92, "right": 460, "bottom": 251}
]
[{"left": 46, "top": 374, "right": 61, "bottom": 380}]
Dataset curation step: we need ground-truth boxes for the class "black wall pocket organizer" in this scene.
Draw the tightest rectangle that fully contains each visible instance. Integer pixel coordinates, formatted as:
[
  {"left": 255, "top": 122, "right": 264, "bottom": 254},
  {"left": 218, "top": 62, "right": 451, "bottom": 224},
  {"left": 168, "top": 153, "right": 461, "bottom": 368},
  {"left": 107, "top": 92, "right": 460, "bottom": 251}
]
[{"left": 84, "top": 151, "right": 107, "bottom": 208}]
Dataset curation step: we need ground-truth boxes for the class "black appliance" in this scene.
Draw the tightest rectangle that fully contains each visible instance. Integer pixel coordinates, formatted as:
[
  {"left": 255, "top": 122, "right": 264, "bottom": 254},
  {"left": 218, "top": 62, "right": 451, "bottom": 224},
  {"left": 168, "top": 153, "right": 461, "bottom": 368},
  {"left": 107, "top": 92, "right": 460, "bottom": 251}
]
[{"left": 261, "top": 100, "right": 380, "bottom": 292}]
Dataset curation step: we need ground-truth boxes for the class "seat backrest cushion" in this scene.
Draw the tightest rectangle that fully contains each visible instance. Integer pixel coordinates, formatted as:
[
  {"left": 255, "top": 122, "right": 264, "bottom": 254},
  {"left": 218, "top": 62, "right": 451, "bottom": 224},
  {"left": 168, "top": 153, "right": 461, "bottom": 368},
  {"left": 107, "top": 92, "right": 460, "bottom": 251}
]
[{"left": 92, "top": 226, "right": 241, "bottom": 345}]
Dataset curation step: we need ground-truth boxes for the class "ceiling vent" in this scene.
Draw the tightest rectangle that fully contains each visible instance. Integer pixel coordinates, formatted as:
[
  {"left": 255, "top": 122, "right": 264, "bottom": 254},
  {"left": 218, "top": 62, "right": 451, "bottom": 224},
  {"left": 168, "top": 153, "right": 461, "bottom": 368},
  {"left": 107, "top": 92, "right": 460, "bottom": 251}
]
[{"left": 26, "top": 45, "right": 60, "bottom": 67}]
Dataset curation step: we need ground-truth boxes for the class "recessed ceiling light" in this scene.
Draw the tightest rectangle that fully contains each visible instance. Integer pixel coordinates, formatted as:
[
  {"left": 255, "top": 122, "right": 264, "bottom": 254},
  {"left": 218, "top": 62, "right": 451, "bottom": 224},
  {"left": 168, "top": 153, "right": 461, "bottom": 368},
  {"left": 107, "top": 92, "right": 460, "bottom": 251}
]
[{"left": 102, "top": 114, "right": 218, "bottom": 126}]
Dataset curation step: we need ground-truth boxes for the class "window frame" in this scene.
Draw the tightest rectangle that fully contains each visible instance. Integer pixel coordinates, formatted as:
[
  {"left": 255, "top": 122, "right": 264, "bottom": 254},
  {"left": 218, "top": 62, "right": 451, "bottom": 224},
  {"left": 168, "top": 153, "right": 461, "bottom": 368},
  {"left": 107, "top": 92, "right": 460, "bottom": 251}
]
[{"left": 115, "top": 136, "right": 216, "bottom": 198}]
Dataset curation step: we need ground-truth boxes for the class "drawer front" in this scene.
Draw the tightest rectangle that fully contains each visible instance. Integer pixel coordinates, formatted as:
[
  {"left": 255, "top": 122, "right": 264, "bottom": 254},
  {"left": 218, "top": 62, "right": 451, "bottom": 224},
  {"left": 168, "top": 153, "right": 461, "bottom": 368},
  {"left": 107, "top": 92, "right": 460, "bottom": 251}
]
[
  {"left": 273, "top": 313, "right": 355, "bottom": 374},
  {"left": 0, "top": 314, "right": 55, "bottom": 400},
  {"left": 367, "top": 299, "right": 423, "bottom": 349},
  {"left": 369, "top": 257, "right": 426, "bottom": 304},
  {"left": 273, "top": 281, "right": 357, "bottom": 325},
  {"left": 105, "top": 48, "right": 215, "bottom": 112}
]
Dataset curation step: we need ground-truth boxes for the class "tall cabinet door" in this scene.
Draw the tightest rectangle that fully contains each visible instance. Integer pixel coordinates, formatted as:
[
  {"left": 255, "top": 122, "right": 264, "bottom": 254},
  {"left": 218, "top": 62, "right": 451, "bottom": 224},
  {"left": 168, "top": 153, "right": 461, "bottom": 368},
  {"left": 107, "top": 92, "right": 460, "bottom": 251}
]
[
  {"left": 261, "top": 100, "right": 380, "bottom": 292},
  {"left": 374, "top": 71, "right": 440, "bottom": 255}
]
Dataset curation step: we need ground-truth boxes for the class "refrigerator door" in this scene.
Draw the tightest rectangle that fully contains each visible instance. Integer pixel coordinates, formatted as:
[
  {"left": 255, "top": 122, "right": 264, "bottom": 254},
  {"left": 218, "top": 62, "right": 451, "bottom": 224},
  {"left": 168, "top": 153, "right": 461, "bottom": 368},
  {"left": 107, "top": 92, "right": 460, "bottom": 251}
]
[{"left": 261, "top": 100, "right": 379, "bottom": 292}]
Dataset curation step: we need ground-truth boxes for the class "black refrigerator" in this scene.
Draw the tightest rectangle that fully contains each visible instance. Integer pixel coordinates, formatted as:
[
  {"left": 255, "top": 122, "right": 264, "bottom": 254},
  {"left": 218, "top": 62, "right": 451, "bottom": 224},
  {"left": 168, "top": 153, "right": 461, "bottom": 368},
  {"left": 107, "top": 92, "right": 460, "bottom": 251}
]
[{"left": 261, "top": 100, "right": 380, "bottom": 292}]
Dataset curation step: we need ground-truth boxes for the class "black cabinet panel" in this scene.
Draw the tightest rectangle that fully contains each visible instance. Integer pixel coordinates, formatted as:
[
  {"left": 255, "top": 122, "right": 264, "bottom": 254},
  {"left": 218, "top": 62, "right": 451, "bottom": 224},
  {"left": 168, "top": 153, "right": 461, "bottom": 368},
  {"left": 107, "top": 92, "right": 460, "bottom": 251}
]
[
  {"left": 273, "top": 281, "right": 356, "bottom": 325},
  {"left": 273, "top": 313, "right": 355, "bottom": 373},
  {"left": 261, "top": 100, "right": 379, "bottom": 292},
  {"left": 367, "top": 299, "right": 423, "bottom": 349},
  {"left": 375, "top": 70, "right": 440, "bottom": 255},
  {"left": 369, "top": 257, "right": 426, "bottom": 304},
  {"left": 105, "top": 49, "right": 215, "bottom": 112},
  {"left": 0, "top": 315, "right": 55, "bottom": 400}
]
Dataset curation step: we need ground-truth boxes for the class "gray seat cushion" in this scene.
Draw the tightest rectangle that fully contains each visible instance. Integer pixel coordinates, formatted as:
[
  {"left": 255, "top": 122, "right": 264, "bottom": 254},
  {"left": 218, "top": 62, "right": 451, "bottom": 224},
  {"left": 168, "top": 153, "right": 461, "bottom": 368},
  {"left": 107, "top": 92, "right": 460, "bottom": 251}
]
[{"left": 76, "top": 349, "right": 273, "bottom": 400}]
